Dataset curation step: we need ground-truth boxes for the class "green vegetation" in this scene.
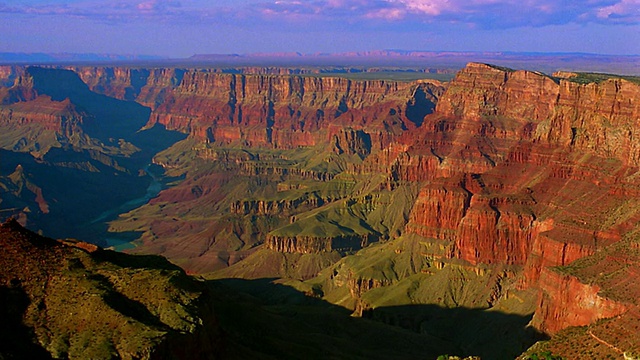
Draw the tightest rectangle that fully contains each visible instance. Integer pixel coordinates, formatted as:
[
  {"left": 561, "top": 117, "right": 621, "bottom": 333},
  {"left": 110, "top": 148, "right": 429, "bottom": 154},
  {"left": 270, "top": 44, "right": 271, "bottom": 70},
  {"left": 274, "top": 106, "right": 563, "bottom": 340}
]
[
  {"left": 567, "top": 72, "right": 640, "bottom": 85},
  {"left": 484, "top": 63, "right": 516, "bottom": 73},
  {"left": 0, "top": 221, "right": 217, "bottom": 359},
  {"left": 526, "top": 351, "right": 564, "bottom": 360}
]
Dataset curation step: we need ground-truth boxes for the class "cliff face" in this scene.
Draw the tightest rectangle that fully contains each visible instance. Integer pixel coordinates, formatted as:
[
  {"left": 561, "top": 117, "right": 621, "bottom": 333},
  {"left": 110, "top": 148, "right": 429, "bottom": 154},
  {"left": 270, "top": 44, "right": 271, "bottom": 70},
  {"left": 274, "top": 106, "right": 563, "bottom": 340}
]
[
  {"left": 437, "top": 63, "right": 558, "bottom": 121},
  {"left": 266, "top": 234, "right": 372, "bottom": 253},
  {"left": 67, "top": 66, "right": 443, "bottom": 149},
  {"left": 532, "top": 268, "right": 628, "bottom": 334},
  {"left": 437, "top": 63, "right": 640, "bottom": 165},
  {"left": 0, "top": 96, "right": 84, "bottom": 137},
  {"left": 0, "top": 66, "right": 442, "bottom": 155}
]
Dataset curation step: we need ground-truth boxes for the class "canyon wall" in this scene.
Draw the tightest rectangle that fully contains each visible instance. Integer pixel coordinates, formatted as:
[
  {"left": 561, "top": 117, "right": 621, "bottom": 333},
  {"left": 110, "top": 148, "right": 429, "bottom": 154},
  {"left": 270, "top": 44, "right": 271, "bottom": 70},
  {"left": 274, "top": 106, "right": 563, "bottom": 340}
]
[
  {"left": 0, "top": 65, "right": 444, "bottom": 151},
  {"left": 437, "top": 62, "right": 640, "bottom": 165},
  {"left": 326, "top": 63, "right": 640, "bottom": 340},
  {"left": 3, "top": 62, "right": 640, "bottom": 346},
  {"left": 63, "top": 66, "right": 443, "bottom": 150}
]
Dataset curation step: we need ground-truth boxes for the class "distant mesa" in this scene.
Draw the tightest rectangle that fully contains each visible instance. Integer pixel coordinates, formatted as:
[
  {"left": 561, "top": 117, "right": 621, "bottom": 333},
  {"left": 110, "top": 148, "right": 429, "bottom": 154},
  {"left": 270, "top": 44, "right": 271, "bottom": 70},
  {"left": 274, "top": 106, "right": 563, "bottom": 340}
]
[{"left": 2, "top": 50, "right": 638, "bottom": 75}]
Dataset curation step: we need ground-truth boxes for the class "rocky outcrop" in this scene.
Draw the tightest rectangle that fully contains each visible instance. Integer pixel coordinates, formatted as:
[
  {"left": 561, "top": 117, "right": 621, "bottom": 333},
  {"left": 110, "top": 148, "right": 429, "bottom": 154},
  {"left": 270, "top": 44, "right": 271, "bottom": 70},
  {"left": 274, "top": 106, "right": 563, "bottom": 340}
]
[
  {"left": 0, "top": 68, "right": 36, "bottom": 104},
  {"left": 453, "top": 195, "right": 538, "bottom": 266},
  {"left": 152, "top": 74, "right": 440, "bottom": 148},
  {"left": 437, "top": 63, "right": 559, "bottom": 121},
  {"left": 348, "top": 273, "right": 393, "bottom": 317},
  {"left": 231, "top": 194, "right": 338, "bottom": 216},
  {"left": 0, "top": 96, "right": 83, "bottom": 133},
  {"left": 532, "top": 267, "right": 628, "bottom": 334},
  {"left": 0, "top": 219, "right": 223, "bottom": 360},
  {"left": 0, "top": 67, "right": 153, "bottom": 160},
  {"left": 347, "top": 274, "right": 393, "bottom": 299},
  {"left": 437, "top": 62, "right": 640, "bottom": 165},
  {"left": 266, "top": 234, "right": 373, "bottom": 254},
  {"left": 331, "top": 128, "right": 372, "bottom": 157},
  {"left": 331, "top": 64, "right": 640, "bottom": 343},
  {"left": 405, "top": 178, "right": 471, "bottom": 240},
  {"left": 238, "top": 163, "right": 335, "bottom": 181},
  {"left": 71, "top": 67, "right": 187, "bottom": 108},
  {"left": 521, "top": 227, "right": 596, "bottom": 287}
]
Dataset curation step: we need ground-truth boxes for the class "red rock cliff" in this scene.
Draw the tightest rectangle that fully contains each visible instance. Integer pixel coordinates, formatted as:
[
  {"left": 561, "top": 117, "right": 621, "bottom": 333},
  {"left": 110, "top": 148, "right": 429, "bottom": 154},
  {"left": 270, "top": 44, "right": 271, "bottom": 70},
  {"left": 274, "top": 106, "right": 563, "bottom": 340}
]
[
  {"left": 437, "top": 62, "right": 640, "bottom": 165},
  {"left": 67, "top": 66, "right": 443, "bottom": 149},
  {"left": 381, "top": 63, "right": 640, "bottom": 337}
]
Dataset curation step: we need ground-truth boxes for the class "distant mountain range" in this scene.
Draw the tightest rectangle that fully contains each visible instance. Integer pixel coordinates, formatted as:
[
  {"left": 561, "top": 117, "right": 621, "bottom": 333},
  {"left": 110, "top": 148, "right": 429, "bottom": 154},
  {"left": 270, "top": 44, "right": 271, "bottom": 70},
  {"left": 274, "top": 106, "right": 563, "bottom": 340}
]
[
  {"left": 189, "top": 49, "right": 629, "bottom": 59},
  {"left": 2, "top": 50, "right": 638, "bottom": 75},
  {"left": 189, "top": 51, "right": 640, "bottom": 75}
]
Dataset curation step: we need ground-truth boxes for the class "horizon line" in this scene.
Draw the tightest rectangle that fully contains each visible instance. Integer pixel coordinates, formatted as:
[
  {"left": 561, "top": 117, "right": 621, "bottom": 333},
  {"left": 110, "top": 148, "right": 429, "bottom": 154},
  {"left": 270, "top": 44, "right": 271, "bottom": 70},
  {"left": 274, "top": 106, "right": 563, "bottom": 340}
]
[{"left": 2, "top": 49, "right": 640, "bottom": 60}]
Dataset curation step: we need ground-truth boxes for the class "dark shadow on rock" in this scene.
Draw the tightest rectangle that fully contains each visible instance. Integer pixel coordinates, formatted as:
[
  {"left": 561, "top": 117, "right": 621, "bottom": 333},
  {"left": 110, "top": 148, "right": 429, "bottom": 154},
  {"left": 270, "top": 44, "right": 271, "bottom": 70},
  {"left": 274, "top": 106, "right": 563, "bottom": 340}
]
[
  {"left": 124, "top": 68, "right": 151, "bottom": 101},
  {"left": 16, "top": 147, "right": 150, "bottom": 242},
  {"left": 207, "top": 278, "right": 544, "bottom": 360},
  {"left": 0, "top": 286, "right": 52, "bottom": 359},
  {"left": 0, "top": 71, "right": 186, "bottom": 242},
  {"left": 88, "top": 273, "right": 170, "bottom": 330},
  {"left": 406, "top": 84, "right": 437, "bottom": 127},
  {"left": 213, "top": 278, "right": 344, "bottom": 310},
  {"left": 126, "top": 124, "right": 188, "bottom": 164},
  {"left": 27, "top": 67, "right": 150, "bottom": 144},
  {"left": 362, "top": 305, "right": 547, "bottom": 360}
]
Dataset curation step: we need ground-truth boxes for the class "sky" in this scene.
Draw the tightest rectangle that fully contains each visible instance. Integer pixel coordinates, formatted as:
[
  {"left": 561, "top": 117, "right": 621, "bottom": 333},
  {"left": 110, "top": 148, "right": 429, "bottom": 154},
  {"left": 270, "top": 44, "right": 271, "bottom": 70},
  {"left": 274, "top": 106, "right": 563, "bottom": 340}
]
[{"left": 1, "top": 0, "right": 639, "bottom": 57}]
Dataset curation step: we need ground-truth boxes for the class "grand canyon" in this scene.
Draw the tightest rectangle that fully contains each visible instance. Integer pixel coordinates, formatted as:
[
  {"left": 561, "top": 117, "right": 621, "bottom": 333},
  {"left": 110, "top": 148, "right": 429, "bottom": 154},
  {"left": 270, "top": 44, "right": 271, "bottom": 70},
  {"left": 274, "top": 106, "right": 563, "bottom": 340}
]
[{"left": 1, "top": 58, "right": 640, "bottom": 359}]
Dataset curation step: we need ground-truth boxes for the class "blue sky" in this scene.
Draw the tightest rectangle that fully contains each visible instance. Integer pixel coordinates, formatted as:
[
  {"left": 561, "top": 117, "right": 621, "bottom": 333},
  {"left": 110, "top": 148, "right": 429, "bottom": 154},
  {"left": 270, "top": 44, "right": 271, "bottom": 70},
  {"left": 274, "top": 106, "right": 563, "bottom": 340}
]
[{"left": 1, "top": 0, "right": 639, "bottom": 57}]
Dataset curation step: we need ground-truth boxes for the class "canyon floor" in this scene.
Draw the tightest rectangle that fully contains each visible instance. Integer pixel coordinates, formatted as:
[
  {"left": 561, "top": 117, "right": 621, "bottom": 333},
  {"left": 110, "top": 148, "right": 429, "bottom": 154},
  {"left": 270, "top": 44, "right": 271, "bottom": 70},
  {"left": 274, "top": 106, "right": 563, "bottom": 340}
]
[{"left": 1, "top": 59, "right": 640, "bottom": 359}]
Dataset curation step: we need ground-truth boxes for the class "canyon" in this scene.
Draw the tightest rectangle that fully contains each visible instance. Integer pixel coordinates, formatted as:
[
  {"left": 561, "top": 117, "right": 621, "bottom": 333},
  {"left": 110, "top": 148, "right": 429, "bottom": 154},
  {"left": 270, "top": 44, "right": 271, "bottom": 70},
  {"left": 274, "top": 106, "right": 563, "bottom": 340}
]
[{"left": 1, "top": 62, "right": 640, "bottom": 359}]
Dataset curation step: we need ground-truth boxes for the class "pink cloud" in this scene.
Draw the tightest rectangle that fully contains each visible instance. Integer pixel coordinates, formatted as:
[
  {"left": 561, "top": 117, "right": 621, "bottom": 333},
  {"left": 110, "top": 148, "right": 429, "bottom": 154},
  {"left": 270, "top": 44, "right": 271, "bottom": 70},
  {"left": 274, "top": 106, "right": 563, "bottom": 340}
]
[
  {"left": 398, "top": 0, "right": 457, "bottom": 16},
  {"left": 137, "top": 2, "right": 158, "bottom": 11},
  {"left": 596, "top": 0, "right": 640, "bottom": 22},
  {"left": 137, "top": 2, "right": 150, "bottom": 10},
  {"left": 365, "top": 8, "right": 406, "bottom": 19},
  {"left": 1, "top": 0, "right": 638, "bottom": 29}
]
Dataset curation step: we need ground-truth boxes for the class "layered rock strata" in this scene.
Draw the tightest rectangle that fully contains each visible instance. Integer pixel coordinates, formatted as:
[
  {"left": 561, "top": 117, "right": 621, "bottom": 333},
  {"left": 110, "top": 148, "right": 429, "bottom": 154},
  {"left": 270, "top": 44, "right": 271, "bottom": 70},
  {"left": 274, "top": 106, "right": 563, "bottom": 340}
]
[{"left": 321, "top": 63, "right": 640, "bottom": 345}]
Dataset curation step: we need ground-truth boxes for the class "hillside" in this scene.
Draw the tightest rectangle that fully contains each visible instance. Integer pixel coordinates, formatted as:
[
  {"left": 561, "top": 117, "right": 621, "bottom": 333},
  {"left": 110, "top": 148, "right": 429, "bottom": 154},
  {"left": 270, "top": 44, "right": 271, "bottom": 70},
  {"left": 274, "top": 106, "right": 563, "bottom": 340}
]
[{"left": 0, "top": 218, "right": 222, "bottom": 359}]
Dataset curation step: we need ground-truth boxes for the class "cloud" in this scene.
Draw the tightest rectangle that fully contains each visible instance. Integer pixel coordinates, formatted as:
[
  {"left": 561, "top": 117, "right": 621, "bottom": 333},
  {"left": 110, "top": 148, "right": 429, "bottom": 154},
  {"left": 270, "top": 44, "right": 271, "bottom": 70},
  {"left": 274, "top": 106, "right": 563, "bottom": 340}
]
[
  {"left": 595, "top": 0, "right": 640, "bottom": 23},
  {"left": 1, "top": 0, "right": 638, "bottom": 29},
  {"left": 364, "top": 7, "right": 405, "bottom": 19},
  {"left": 249, "top": 0, "right": 640, "bottom": 28},
  {"left": 397, "top": 0, "right": 456, "bottom": 16},
  {"left": 257, "top": 0, "right": 396, "bottom": 20},
  {"left": 0, "top": 0, "right": 187, "bottom": 21}
]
